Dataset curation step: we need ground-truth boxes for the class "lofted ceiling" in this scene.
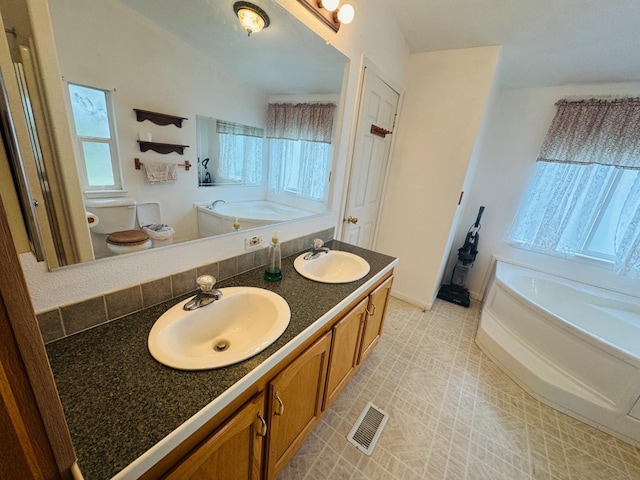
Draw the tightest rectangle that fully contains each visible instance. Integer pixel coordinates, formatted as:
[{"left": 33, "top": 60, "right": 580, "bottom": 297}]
[
  {"left": 388, "top": 0, "right": 640, "bottom": 87},
  {"left": 117, "top": 0, "right": 347, "bottom": 95}
]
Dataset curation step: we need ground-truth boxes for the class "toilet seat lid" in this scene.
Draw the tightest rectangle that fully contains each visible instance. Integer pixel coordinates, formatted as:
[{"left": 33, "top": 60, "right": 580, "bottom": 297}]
[{"left": 107, "top": 230, "right": 150, "bottom": 246}]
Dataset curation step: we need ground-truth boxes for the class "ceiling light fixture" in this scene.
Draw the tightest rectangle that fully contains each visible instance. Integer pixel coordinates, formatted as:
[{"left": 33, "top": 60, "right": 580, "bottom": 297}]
[
  {"left": 233, "top": 1, "right": 270, "bottom": 37},
  {"left": 298, "top": 0, "right": 355, "bottom": 32}
]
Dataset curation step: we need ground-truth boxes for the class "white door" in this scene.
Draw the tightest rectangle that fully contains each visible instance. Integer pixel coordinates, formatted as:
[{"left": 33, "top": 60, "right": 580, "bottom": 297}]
[{"left": 342, "top": 67, "right": 400, "bottom": 249}]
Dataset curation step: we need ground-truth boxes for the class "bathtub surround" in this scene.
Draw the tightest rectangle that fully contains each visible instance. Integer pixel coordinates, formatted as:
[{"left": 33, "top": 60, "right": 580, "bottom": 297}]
[
  {"left": 196, "top": 200, "right": 314, "bottom": 238},
  {"left": 477, "top": 261, "right": 640, "bottom": 446},
  {"left": 36, "top": 228, "right": 333, "bottom": 343}
]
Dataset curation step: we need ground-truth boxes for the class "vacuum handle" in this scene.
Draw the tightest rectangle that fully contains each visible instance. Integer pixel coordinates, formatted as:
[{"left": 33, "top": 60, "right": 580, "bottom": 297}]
[{"left": 474, "top": 206, "right": 485, "bottom": 227}]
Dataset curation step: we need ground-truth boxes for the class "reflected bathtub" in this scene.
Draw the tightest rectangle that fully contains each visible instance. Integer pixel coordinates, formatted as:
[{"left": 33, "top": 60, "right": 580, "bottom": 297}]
[
  {"left": 196, "top": 201, "right": 314, "bottom": 237},
  {"left": 476, "top": 261, "right": 640, "bottom": 446}
]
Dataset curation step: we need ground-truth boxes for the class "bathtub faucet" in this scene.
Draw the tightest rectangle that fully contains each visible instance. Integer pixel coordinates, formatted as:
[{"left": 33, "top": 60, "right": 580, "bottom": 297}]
[
  {"left": 304, "top": 238, "right": 330, "bottom": 260},
  {"left": 210, "top": 199, "right": 226, "bottom": 209},
  {"left": 183, "top": 275, "right": 222, "bottom": 310}
]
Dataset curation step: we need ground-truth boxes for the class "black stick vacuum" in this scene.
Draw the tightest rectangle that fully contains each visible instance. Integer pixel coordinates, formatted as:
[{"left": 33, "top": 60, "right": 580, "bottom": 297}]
[{"left": 437, "top": 206, "right": 485, "bottom": 308}]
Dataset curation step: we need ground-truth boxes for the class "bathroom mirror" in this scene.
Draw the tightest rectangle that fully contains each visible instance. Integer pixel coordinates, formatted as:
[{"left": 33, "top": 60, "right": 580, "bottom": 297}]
[{"left": 14, "top": 0, "right": 348, "bottom": 265}]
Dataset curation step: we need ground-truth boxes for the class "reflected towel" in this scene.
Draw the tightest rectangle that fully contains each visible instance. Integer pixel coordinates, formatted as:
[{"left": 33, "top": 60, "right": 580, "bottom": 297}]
[{"left": 143, "top": 162, "right": 178, "bottom": 183}]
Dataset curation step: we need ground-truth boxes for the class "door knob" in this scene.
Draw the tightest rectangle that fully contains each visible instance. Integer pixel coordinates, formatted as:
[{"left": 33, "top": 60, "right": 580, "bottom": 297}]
[{"left": 346, "top": 216, "right": 358, "bottom": 224}]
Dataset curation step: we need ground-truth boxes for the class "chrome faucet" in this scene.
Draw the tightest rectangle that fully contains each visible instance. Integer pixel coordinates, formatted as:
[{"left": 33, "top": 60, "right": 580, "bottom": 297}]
[
  {"left": 210, "top": 199, "right": 226, "bottom": 209},
  {"left": 304, "top": 238, "right": 330, "bottom": 260},
  {"left": 183, "top": 275, "right": 222, "bottom": 310}
]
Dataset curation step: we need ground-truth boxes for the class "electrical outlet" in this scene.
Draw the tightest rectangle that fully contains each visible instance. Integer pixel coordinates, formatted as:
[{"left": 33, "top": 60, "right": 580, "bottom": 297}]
[{"left": 244, "top": 235, "right": 262, "bottom": 250}]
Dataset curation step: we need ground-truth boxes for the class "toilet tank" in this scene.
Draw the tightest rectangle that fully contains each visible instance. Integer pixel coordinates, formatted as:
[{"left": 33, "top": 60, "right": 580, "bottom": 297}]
[{"left": 85, "top": 197, "right": 137, "bottom": 234}]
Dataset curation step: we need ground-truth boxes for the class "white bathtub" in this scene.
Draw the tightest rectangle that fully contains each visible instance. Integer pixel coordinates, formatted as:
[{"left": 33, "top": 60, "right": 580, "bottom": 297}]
[
  {"left": 476, "top": 261, "right": 640, "bottom": 446},
  {"left": 196, "top": 200, "right": 314, "bottom": 237}
]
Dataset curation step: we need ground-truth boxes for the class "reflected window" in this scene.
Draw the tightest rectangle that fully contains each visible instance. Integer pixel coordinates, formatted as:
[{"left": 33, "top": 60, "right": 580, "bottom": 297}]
[
  {"left": 266, "top": 103, "right": 335, "bottom": 203},
  {"left": 67, "top": 83, "right": 122, "bottom": 192},
  {"left": 267, "top": 139, "right": 331, "bottom": 201},
  {"left": 197, "top": 117, "right": 263, "bottom": 186}
]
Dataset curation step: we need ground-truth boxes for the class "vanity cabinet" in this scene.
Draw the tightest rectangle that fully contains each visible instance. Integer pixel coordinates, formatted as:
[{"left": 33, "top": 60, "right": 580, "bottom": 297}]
[
  {"left": 164, "top": 392, "right": 266, "bottom": 480},
  {"left": 324, "top": 297, "right": 368, "bottom": 410},
  {"left": 265, "top": 332, "right": 332, "bottom": 480},
  {"left": 155, "top": 271, "right": 394, "bottom": 480},
  {"left": 359, "top": 276, "right": 393, "bottom": 363}
]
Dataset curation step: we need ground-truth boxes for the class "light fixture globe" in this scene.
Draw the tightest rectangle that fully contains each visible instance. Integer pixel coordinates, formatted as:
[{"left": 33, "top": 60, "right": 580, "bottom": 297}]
[
  {"left": 336, "top": 3, "right": 355, "bottom": 24},
  {"left": 233, "top": 1, "right": 270, "bottom": 36},
  {"left": 319, "top": 0, "right": 339, "bottom": 12}
]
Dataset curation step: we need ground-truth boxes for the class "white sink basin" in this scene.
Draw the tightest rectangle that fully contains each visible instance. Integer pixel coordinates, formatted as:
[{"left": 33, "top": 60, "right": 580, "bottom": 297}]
[
  {"left": 294, "top": 250, "right": 370, "bottom": 283},
  {"left": 148, "top": 287, "right": 290, "bottom": 370}
]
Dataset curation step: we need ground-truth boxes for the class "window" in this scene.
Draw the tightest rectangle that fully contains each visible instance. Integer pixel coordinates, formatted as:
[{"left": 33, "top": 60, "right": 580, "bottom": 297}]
[
  {"left": 508, "top": 97, "right": 640, "bottom": 278},
  {"left": 582, "top": 168, "right": 637, "bottom": 259},
  {"left": 216, "top": 120, "right": 263, "bottom": 185},
  {"left": 196, "top": 117, "right": 263, "bottom": 187},
  {"left": 67, "top": 83, "right": 122, "bottom": 192},
  {"left": 268, "top": 139, "right": 332, "bottom": 201},
  {"left": 266, "top": 103, "right": 335, "bottom": 203}
]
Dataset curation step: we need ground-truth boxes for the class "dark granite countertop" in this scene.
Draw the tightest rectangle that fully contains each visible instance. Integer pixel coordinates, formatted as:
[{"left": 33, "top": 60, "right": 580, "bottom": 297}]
[{"left": 46, "top": 241, "right": 397, "bottom": 480}]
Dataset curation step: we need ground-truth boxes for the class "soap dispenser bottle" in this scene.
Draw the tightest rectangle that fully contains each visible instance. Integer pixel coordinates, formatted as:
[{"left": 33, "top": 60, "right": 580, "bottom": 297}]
[{"left": 264, "top": 231, "right": 282, "bottom": 281}]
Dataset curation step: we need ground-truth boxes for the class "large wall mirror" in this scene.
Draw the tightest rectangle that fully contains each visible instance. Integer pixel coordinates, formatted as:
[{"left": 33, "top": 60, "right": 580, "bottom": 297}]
[{"left": 3, "top": 0, "right": 348, "bottom": 266}]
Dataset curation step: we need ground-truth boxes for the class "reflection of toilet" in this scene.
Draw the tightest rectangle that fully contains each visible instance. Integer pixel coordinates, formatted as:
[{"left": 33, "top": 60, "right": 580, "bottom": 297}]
[
  {"left": 137, "top": 202, "right": 175, "bottom": 247},
  {"left": 85, "top": 198, "right": 152, "bottom": 256}
]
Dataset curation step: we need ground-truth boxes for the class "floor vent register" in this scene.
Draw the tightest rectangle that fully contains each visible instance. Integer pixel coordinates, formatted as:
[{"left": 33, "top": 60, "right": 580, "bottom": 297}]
[{"left": 347, "top": 402, "right": 389, "bottom": 455}]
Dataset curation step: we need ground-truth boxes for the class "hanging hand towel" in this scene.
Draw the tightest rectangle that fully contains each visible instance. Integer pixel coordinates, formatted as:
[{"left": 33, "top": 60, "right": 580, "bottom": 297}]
[{"left": 143, "top": 162, "right": 178, "bottom": 183}]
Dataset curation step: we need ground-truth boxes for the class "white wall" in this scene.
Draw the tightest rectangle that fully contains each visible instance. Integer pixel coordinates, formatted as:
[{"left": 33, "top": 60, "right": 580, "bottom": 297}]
[
  {"left": 376, "top": 46, "right": 501, "bottom": 309},
  {"left": 457, "top": 81, "right": 640, "bottom": 300},
  {"left": 21, "top": 0, "right": 410, "bottom": 312}
]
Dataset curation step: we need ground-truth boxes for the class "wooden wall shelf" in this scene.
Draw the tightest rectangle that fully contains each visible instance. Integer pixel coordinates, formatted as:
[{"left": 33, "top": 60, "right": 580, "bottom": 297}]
[
  {"left": 137, "top": 141, "right": 189, "bottom": 155},
  {"left": 134, "top": 109, "right": 187, "bottom": 128}
]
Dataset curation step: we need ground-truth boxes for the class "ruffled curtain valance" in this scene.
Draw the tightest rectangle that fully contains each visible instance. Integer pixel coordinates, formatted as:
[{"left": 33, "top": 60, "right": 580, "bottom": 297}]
[
  {"left": 266, "top": 103, "right": 335, "bottom": 143},
  {"left": 538, "top": 97, "right": 640, "bottom": 170},
  {"left": 216, "top": 120, "right": 264, "bottom": 138}
]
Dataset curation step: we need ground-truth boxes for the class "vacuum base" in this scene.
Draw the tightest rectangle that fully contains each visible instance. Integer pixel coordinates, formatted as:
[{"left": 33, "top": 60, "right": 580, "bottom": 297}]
[{"left": 437, "top": 284, "right": 470, "bottom": 308}]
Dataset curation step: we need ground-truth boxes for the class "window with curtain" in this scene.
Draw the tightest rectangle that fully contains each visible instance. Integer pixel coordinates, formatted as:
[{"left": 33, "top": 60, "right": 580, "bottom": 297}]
[
  {"left": 266, "top": 103, "right": 335, "bottom": 202},
  {"left": 507, "top": 98, "right": 640, "bottom": 278},
  {"left": 216, "top": 120, "right": 263, "bottom": 185}
]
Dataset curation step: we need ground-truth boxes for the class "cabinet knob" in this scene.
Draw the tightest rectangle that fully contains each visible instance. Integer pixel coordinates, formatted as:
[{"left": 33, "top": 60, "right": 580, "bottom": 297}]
[
  {"left": 274, "top": 392, "right": 285, "bottom": 416},
  {"left": 256, "top": 412, "right": 267, "bottom": 437}
]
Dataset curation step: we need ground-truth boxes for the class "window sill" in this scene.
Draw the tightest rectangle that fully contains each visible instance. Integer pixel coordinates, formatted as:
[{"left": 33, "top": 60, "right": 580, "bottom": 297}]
[
  {"left": 574, "top": 252, "right": 614, "bottom": 265},
  {"left": 84, "top": 190, "right": 129, "bottom": 199}
]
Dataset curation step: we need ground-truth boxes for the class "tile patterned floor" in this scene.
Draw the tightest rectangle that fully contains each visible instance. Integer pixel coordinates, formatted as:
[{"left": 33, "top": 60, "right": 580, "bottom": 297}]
[{"left": 277, "top": 297, "right": 640, "bottom": 480}]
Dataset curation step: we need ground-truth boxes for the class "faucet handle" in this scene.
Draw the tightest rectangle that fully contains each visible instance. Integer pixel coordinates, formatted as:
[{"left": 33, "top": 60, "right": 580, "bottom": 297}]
[
  {"left": 197, "top": 275, "right": 216, "bottom": 292},
  {"left": 312, "top": 238, "right": 324, "bottom": 249}
]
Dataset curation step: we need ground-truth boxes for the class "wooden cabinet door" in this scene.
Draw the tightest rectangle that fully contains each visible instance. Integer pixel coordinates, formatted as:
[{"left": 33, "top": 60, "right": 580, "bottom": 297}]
[
  {"left": 164, "top": 392, "right": 266, "bottom": 480},
  {"left": 324, "top": 298, "right": 368, "bottom": 411},
  {"left": 359, "top": 275, "right": 394, "bottom": 363},
  {"left": 266, "top": 332, "right": 331, "bottom": 480}
]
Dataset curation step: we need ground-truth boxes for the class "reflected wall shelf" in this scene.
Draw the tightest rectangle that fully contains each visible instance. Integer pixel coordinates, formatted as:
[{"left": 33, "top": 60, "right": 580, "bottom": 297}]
[
  {"left": 134, "top": 109, "right": 187, "bottom": 128},
  {"left": 137, "top": 141, "right": 189, "bottom": 155}
]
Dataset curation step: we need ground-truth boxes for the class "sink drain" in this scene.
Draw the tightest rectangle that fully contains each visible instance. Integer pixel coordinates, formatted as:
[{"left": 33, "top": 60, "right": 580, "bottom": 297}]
[{"left": 213, "top": 340, "right": 230, "bottom": 352}]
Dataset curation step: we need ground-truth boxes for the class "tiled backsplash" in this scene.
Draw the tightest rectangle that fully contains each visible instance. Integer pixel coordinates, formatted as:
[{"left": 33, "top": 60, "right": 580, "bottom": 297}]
[{"left": 37, "top": 229, "right": 334, "bottom": 343}]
